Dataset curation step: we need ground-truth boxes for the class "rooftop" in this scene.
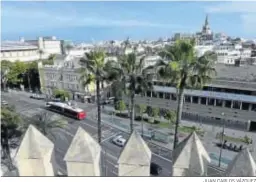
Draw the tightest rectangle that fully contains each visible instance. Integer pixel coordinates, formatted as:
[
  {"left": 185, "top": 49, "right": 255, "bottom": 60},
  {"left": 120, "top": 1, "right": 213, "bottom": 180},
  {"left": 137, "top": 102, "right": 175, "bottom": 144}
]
[
  {"left": 214, "top": 63, "right": 256, "bottom": 82},
  {"left": 1, "top": 41, "right": 38, "bottom": 51}
]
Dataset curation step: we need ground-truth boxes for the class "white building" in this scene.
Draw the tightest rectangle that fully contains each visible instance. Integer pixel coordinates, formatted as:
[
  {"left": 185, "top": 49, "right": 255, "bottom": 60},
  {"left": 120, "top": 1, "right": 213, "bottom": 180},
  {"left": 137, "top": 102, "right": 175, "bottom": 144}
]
[
  {"left": 25, "top": 36, "right": 63, "bottom": 55},
  {"left": 39, "top": 54, "right": 111, "bottom": 101},
  {"left": 1, "top": 41, "right": 39, "bottom": 62},
  {"left": 1, "top": 36, "right": 64, "bottom": 62},
  {"left": 213, "top": 43, "right": 252, "bottom": 65}
]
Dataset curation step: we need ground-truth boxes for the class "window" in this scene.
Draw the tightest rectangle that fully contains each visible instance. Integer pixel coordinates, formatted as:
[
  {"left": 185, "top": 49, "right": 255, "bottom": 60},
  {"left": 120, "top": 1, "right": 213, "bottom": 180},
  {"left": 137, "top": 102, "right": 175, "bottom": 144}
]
[
  {"left": 233, "top": 101, "right": 241, "bottom": 109},
  {"left": 152, "top": 92, "right": 157, "bottom": 98},
  {"left": 171, "top": 94, "right": 177, "bottom": 101},
  {"left": 208, "top": 98, "right": 215, "bottom": 106},
  {"left": 241, "top": 102, "right": 250, "bottom": 111},
  {"left": 159, "top": 92, "right": 164, "bottom": 99},
  {"left": 252, "top": 104, "right": 256, "bottom": 112},
  {"left": 146, "top": 91, "right": 151, "bottom": 97},
  {"left": 216, "top": 99, "right": 223, "bottom": 107},
  {"left": 165, "top": 93, "right": 170, "bottom": 99},
  {"left": 225, "top": 100, "right": 232, "bottom": 108},
  {"left": 201, "top": 97, "right": 207, "bottom": 105},
  {"left": 192, "top": 96, "right": 199, "bottom": 104},
  {"left": 185, "top": 96, "right": 191, "bottom": 103}
]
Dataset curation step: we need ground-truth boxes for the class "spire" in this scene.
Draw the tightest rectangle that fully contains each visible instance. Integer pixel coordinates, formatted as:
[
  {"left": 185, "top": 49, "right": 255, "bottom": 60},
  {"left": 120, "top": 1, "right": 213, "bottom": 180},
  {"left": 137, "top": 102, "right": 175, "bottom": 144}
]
[{"left": 205, "top": 14, "right": 209, "bottom": 26}]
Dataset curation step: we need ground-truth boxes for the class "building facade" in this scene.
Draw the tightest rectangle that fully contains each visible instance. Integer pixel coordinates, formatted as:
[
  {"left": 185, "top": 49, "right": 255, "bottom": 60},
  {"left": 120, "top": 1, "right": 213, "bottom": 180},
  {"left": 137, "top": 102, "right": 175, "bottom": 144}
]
[{"left": 1, "top": 36, "right": 64, "bottom": 62}]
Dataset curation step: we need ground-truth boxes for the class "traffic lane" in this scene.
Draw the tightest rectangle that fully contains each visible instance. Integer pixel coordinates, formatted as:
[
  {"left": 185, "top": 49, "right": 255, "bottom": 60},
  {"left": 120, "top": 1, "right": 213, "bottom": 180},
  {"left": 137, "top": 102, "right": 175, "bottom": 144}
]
[{"left": 101, "top": 137, "right": 172, "bottom": 177}]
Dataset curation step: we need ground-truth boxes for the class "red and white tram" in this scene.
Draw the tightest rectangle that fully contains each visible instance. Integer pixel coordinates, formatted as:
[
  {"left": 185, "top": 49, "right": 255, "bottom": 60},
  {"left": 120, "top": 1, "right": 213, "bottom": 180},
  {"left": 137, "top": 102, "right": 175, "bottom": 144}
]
[{"left": 46, "top": 102, "right": 86, "bottom": 120}]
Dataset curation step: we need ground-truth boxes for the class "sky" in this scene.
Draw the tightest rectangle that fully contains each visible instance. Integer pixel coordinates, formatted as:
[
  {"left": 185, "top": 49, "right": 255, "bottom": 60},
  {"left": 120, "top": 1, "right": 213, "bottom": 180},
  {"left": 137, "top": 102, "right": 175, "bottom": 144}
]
[{"left": 1, "top": 1, "right": 256, "bottom": 42}]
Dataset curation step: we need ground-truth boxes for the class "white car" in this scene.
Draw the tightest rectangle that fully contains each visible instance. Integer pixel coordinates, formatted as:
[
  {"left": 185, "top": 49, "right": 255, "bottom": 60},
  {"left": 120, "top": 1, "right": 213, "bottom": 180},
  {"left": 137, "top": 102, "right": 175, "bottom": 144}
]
[
  {"left": 1, "top": 100, "right": 8, "bottom": 105},
  {"left": 112, "top": 135, "right": 126, "bottom": 147}
]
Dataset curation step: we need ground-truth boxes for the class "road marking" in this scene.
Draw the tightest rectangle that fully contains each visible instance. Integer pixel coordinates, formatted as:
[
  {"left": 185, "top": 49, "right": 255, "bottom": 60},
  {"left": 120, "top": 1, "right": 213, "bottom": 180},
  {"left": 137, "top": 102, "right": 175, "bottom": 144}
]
[
  {"left": 101, "top": 133, "right": 117, "bottom": 143},
  {"left": 152, "top": 153, "right": 172, "bottom": 162},
  {"left": 58, "top": 128, "right": 74, "bottom": 137}
]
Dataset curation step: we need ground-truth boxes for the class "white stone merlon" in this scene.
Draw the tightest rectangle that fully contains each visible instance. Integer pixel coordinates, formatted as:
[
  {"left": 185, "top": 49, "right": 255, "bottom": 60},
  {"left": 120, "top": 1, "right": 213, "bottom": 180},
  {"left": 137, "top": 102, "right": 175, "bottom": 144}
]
[
  {"left": 225, "top": 148, "right": 256, "bottom": 176},
  {"left": 15, "top": 125, "right": 54, "bottom": 176},
  {"left": 172, "top": 132, "right": 211, "bottom": 176},
  {"left": 64, "top": 127, "right": 101, "bottom": 176},
  {"left": 118, "top": 131, "right": 152, "bottom": 176}
]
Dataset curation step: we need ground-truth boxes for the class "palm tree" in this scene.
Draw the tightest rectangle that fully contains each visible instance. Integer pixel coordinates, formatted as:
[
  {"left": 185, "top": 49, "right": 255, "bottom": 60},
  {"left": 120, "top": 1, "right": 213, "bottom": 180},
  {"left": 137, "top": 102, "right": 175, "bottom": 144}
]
[
  {"left": 157, "top": 39, "right": 216, "bottom": 149},
  {"left": 38, "top": 49, "right": 44, "bottom": 60},
  {"left": 24, "top": 111, "right": 68, "bottom": 138},
  {"left": 78, "top": 50, "right": 118, "bottom": 143},
  {"left": 48, "top": 54, "right": 56, "bottom": 64},
  {"left": 110, "top": 53, "right": 153, "bottom": 133}
]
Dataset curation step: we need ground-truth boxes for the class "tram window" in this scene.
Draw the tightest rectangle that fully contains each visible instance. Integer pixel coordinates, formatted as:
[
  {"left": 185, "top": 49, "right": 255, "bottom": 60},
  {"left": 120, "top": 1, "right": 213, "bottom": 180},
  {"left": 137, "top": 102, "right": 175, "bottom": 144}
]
[
  {"left": 184, "top": 96, "right": 190, "bottom": 103},
  {"left": 171, "top": 94, "right": 177, "bottom": 101},
  {"left": 233, "top": 101, "right": 241, "bottom": 109},
  {"left": 225, "top": 100, "right": 232, "bottom": 108},
  {"left": 201, "top": 97, "right": 207, "bottom": 105},
  {"left": 152, "top": 92, "right": 157, "bottom": 98},
  {"left": 208, "top": 98, "right": 215, "bottom": 106},
  {"left": 192, "top": 96, "right": 199, "bottom": 104},
  {"left": 216, "top": 99, "right": 223, "bottom": 107},
  {"left": 252, "top": 104, "right": 256, "bottom": 112},
  {"left": 146, "top": 91, "right": 151, "bottom": 97},
  {"left": 165, "top": 93, "right": 170, "bottom": 99},
  {"left": 241, "top": 102, "right": 250, "bottom": 111}
]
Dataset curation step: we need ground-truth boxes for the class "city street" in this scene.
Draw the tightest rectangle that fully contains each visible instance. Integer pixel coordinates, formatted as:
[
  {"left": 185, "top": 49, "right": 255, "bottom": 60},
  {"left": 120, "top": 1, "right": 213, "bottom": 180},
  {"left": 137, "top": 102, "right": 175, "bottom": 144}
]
[{"left": 1, "top": 91, "right": 226, "bottom": 176}]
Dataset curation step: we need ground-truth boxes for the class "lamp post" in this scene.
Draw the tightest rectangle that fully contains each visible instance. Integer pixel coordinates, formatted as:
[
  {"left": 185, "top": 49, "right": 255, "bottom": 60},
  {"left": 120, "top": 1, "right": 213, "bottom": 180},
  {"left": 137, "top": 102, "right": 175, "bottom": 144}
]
[{"left": 218, "top": 112, "right": 225, "bottom": 167}]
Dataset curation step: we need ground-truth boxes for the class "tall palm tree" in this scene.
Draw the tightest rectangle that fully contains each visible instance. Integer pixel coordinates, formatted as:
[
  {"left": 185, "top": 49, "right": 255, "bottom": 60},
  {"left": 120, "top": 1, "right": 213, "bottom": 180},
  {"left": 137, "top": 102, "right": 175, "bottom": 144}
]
[
  {"left": 78, "top": 50, "right": 118, "bottom": 143},
  {"left": 38, "top": 49, "right": 44, "bottom": 60},
  {"left": 157, "top": 39, "right": 216, "bottom": 150},
  {"left": 110, "top": 53, "right": 153, "bottom": 133}
]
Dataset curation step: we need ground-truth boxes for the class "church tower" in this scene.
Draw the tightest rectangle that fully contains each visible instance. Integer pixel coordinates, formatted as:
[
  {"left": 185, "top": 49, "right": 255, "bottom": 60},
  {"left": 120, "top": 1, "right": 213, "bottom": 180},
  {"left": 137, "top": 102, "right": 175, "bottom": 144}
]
[{"left": 202, "top": 14, "right": 212, "bottom": 35}]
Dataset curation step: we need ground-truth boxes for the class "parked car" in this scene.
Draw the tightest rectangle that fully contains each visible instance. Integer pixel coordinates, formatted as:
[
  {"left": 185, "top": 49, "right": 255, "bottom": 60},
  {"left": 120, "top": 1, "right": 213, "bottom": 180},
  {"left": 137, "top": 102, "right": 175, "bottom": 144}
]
[
  {"left": 112, "top": 135, "right": 126, "bottom": 147},
  {"left": 1, "top": 100, "right": 8, "bottom": 106},
  {"left": 30, "top": 94, "right": 45, "bottom": 100},
  {"left": 150, "top": 162, "right": 162, "bottom": 176}
]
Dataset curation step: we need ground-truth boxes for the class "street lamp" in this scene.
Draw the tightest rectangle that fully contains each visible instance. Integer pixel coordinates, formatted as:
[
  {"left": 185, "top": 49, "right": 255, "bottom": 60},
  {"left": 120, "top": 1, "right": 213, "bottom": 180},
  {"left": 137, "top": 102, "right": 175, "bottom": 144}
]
[{"left": 218, "top": 112, "right": 225, "bottom": 167}]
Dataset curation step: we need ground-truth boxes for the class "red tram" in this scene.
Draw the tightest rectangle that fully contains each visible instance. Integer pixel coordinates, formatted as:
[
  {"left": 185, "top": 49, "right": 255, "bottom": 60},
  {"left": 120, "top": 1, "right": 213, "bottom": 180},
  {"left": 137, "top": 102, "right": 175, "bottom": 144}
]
[{"left": 46, "top": 102, "right": 86, "bottom": 120}]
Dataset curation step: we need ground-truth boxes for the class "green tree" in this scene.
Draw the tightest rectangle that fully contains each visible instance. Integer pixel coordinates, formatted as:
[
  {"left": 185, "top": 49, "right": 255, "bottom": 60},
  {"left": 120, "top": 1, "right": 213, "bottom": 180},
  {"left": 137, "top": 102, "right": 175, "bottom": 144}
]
[
  {"left": 152, "top": 107, "right": 160, "bottom": 121},
  {"left": 244, "top": 135, "right": 252, "bottom": 145},
  {"left": 158, "top": 39, "right": 217, "bottom": 149},
  {"left": 1, "top": 60, "right": 12, "bottom": 90},
  {"left": 53, "top": 89, "right": 70, "bottom": 101},
  {"left": 116, "top": 100, "right": 126, "bottom": 113},
  {"left": 1, "top": 106, "right": 23, "bottom": 170},
  {"left": 7, "top": 61, "right": 27, "bottom": 88},
  {"left": 78, "top": 50, "right": 118, "bottom": 143},
  {"left": 165, "top": 110, "right": 176, "bottom": 125},
  {"left": 24, "top": 111, "right": 68, "bottom": 138},
  {"left": 110, "top": 53, "right": 153, "bottom": 133}
]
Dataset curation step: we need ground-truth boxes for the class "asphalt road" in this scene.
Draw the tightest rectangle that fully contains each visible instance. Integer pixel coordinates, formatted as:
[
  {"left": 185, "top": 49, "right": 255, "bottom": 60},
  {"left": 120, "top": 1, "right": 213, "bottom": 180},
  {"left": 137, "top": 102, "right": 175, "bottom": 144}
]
[{"left": 1, "top": 91, "right": 225, "bottom": 176}]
